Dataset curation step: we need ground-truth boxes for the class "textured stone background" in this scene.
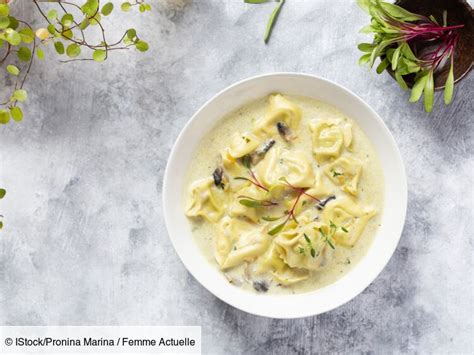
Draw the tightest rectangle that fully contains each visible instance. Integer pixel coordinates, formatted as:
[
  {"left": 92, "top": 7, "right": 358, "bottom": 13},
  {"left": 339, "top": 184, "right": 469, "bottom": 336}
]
[{"left": 0, "top": 1, "right": 473, "bottom": 353}]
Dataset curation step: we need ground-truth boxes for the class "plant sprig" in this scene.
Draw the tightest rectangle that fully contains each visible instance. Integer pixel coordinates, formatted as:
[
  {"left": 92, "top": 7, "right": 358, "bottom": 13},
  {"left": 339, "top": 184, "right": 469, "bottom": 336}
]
[
  {"left": 0, "top": 0, "right": 150, "bottom": 123},
  {"left": 244, "top": 0, "right": 285, "bottom": 44},
  {"left": 357, "top": 0, "right": 464, "bottom": 112}
]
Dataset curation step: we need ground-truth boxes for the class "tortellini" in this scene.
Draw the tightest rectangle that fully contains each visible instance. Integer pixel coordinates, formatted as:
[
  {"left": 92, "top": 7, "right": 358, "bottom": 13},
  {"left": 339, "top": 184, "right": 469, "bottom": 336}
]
[
  {"left": 185, "top": 94, "right": 381, "bottom": 293},
  {"left": 254, "top": 94, "right": 302, "bottom": 135},
  {"left": 185, "top": 177, "right": 224, "bottom": 222},
  {"left": 216, "top": 217, "right": 270, "bottom": 269},
  {"left": 256, "top": 244, "right": 309, "bottom": 286},
  {"left": 223, "top": 131, "right": 262, "bottom": 159},
  {"left": 274, "top": 222, "right": 334, "bottom": 271},
  {"left": 322, "top": 197, "right": 376, "bottom": 247},
  {"left": 309, "top": 119, "right": 353, "bottom": 161},
  {"left": 324, "top": 157, "right": 362, "bottom": 195},
  {"left": 255, "top": 147, "right": 315, "bottom": 188}
]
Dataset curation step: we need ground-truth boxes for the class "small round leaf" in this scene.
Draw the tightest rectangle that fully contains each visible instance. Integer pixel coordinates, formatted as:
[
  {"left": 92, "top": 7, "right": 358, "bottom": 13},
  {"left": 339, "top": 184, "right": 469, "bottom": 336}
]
[
  {"left": 19, "top": 27, "right": 34, "bottom": 43},
  {"left": 0, "top": 15, "right": 9, "bottom": 29},
  {"left": 5, "top": 29, "right": 21, "bottom": 45},
  {"left": 0, "top": 109, "right": 10, "bottom": 124},
  {"left": 47, "top": 9, "right": 58, "bottom": 20},
  {"left": 121, "top": 2, "right": 132, "bottom": 12},
  {"left": 79, "top": 19, "right": 89, "bottom": 30},
  {"left": 35, "top": 28, "right": 49, "bottom": 40},
  {"left": 12, "top": 89, "right": 27, "bottom": 102},
  {"left": 61, "top": 14, "right": 74, "bottom": 27},
  {"left": 92, "top": 49, "right": 106, "bottom": 62},
  {"left": 17, "top": 46, "right": 31, "bottom": 61},
  {"left": 8, "top": 16, "right": 18, "bottom": 29},
  {"left": 61, "top": 28, "right": 73, "bottom": 40},
  {"left": 135, "top": 40, "right": 149, "bottom": 52},
  {"left": 37, "top": 47, "right": 44, "bottom": 60},
  {"left": 0, "top": 4, "right": 9, "bottom": 17},
  {"left": 16, "top": 46, "right": 31, "bottom": 62},
  {"left": 54, "top": 41, "right": 65, "bottom": 54},
  {"left": 101, "top": 2, "right": 114, "bottom": 16},
  {"left": 10, "top": 106, "right": 23, "bottom": 122},
  {"left": 0, "top": 188, "right": 5, "bottom": 199},
  {"left": 66, "top": 43, "right": 81, "bottom": 58},
  {"left": 126, "top": 28, "right": 136, "bottom": 39},
  {"left": 47, "top": 24, "right": 56, "bottom": 34},
  {"left": 6, "top": 64, "right": 19, "bottom": 75}
]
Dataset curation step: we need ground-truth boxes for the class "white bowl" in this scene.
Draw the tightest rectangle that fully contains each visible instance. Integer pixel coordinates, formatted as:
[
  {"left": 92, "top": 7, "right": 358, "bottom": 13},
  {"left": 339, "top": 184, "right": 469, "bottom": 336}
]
[{"left": 163, "top": 73, "right": 407, "bottom": 318}]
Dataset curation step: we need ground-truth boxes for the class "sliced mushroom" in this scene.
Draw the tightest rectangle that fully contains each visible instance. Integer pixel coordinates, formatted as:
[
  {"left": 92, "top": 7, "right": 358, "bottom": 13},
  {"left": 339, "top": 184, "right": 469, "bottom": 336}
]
[
  {"left": 212, "top": 167, "right": 224, "bottom": 188},
  {"left": 277, "top": 122, "right": 293, "bottom": 142},
  {"left": 250, "top": 139, "right": 275, "bottom": 165},
  {"left": 253, "top": 280, "right": 269, "bottom": 293},
  {"left": 316, "top": 195, "right": 336, "bottom": 210}
]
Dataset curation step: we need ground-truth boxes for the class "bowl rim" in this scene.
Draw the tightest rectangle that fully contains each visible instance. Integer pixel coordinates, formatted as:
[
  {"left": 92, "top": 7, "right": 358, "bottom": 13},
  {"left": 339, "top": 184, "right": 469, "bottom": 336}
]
[{"left": 163, "top": 72, "right": 408, "bottom": 318}]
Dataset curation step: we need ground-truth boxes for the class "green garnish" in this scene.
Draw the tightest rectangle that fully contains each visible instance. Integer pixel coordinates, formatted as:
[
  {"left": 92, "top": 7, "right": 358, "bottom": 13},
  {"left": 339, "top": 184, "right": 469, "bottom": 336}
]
[
  {"left": 304, "top": 233, "right": 311, "bottom": 243},
  {"left": 331, "top": 169, "right": 344, "bottom": 178},
  {"left": 319, "top": 226, "right": 336, "bottom": 250},
  {"left": 239, "top": 199, "right": 261, "bottom": 208},
  {"left": 262, "top": 215, "right": 283, "bottom": 222},
  {"left": 301, "top": 233, "right": 317, "bottom": 258},
  {"left": 244, "top": 0, "right": 285, "bottom": 44},
  {"left": 268, "top": 221, "right": 286, "bottom": 236},
  {"left": 357, "top": 0, "right": 464, "bottom": 113},
  {"left": 238, "top": 196, "right": 277, "bottom": 208}
]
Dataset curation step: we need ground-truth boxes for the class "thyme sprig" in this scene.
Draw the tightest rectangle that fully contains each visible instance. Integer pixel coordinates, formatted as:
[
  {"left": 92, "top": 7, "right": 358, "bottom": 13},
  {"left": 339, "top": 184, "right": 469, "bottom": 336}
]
[{"left": 299, "top": 233, "right": 317, "bottom": 258}]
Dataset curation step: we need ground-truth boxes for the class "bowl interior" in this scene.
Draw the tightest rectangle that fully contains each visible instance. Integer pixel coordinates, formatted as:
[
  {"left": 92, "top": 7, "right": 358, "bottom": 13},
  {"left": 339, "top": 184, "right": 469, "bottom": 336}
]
[{"left": 163, "top": 73, "right": 407, "bottom": 318}]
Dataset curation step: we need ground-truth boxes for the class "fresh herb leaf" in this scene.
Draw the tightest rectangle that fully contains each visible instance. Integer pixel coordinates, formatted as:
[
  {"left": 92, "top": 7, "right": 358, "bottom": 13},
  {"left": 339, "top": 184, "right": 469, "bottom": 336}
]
[
  {"left": 268, "top": 221, "right": 286, "bottom": 236},
  {"left": 304, "top": 233, "right": 310, "bottom": 243},
  {"left": 376, "top": 58, "right": 389, "bottom": 74},
  {"left": 424, "top": 71, "right": 435, "bottom": 113},
  {"left": 409, "top": 71, "right": 429, "bottom": 103},
  {"left": 262, "top": 215, "right": 282, "bottom": 222},
  {"left": 239, "top": 199, "right": 261, "bottom": 208},
  {"left": 310, "top": 248, "right": 316, "bottom": 258},
  {"left": 327, "top": 239, "right": 335, "bottom": 250},
  {"left": 444, "top": 58, "right": 454, "bottom": 105},
  {"left": 341, "top": 226, "right": 349, "bottom": 233},
  {"left": 357, "top": 0, "right": 464, "bottom": 113},
  {"left": 263, "top": 0, "right": 285, "bottom": 44},
  {"left": 235, "top": 177, "right": 251, "bottom": 181}
]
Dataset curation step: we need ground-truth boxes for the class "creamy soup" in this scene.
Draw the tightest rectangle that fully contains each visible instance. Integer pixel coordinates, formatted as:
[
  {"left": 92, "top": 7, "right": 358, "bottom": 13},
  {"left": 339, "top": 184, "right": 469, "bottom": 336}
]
[{"left": 185, "top": 94, "right": 384, "bottom": 294}]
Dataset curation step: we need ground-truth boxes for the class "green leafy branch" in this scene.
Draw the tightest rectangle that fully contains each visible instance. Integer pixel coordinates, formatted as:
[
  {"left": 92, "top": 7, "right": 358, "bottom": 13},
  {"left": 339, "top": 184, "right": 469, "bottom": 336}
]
[{"left": 0, "top": 0, "right": 151, "bottom": 124}]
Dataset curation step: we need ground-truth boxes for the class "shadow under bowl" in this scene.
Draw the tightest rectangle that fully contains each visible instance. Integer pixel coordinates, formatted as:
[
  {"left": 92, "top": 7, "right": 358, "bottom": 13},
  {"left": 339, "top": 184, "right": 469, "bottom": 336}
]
[{"left": 388, "top": 0, "right": 474, "bottom": 90}]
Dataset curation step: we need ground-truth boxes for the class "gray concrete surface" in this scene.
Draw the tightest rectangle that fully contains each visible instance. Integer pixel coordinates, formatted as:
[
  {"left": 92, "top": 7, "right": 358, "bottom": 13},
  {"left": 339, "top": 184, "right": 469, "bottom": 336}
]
[{"left": 1, "top": 1, "right": 473, "bottom": 353}]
